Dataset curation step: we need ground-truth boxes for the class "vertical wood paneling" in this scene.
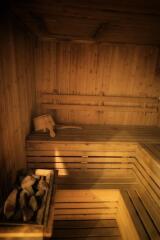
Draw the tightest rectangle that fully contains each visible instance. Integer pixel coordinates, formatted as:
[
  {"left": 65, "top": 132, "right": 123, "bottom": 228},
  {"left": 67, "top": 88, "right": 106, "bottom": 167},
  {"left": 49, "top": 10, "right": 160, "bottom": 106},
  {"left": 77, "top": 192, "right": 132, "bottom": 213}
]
[
  {"left": 0, "top": 13, "right": 35, "bottom": 204},
  {"left": 35, "top": 41, "right": 56, "bottom": 115},
  {"left": 35, "top": 41, "right": 160, "bottom": 125},
  {"left": 155, "top": 50, "right": 160, "bottom": 127}
]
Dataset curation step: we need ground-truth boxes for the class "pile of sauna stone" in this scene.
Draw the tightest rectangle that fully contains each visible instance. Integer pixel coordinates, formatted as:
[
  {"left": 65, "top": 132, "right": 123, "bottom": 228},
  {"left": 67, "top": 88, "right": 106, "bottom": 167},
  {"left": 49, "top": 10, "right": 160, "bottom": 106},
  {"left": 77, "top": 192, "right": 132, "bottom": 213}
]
[{"left": 1, "top": 169, "right": 49, "bottom": 224}]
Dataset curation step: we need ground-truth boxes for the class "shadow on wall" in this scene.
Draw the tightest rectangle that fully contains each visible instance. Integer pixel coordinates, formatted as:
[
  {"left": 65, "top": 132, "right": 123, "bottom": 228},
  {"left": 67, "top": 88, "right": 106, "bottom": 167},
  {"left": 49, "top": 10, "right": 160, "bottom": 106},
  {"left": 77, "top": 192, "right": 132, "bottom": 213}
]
[{"left": 0, "top": 168, "right": 13, "bottom": 207}]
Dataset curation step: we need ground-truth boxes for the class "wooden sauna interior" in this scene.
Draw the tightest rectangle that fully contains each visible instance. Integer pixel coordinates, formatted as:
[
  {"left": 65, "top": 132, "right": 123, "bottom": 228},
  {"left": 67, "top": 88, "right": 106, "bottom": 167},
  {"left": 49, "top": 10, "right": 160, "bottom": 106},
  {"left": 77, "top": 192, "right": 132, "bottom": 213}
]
[{"left": 1, "top": 0, "right": 160, "bottom": 239}]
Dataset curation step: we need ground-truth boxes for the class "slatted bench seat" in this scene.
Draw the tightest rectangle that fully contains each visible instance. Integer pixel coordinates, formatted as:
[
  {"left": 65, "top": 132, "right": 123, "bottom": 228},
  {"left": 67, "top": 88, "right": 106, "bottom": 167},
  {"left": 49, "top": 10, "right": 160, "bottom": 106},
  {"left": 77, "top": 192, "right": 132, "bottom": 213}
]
[
  {"left": 120, "top": 188, "right": 160, "bottom": 240},
  {"left": 25, "top": 125, "right": 160, "bottom": 240},
  {"left": 119, "top": 144, "right": 160, "bottom": 239}
]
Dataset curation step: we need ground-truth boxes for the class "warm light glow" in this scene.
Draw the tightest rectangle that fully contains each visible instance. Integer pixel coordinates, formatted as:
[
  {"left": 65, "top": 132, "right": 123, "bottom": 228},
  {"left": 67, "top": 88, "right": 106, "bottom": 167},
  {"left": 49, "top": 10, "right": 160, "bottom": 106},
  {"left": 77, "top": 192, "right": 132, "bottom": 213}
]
[
  {"left": 0, "top": 225, "right": 43, "bottom": 238},
  {"left": 54, "top": 150, "right": 68, "bottom": 176}
]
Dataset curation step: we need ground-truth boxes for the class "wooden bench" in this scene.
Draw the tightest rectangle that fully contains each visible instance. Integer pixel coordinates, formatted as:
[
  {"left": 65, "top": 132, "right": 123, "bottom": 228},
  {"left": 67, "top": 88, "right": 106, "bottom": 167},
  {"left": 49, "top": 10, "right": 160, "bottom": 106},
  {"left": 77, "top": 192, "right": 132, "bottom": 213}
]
[{"left": 26, "top": 125, "right": 160, "bottom": 239}]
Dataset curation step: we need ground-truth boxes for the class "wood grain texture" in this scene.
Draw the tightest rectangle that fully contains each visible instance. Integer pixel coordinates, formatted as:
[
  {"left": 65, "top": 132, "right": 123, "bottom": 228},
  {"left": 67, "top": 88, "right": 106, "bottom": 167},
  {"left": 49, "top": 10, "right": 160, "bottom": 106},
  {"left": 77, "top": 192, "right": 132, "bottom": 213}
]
[
  {"left": 53, "top": 189, "right": 121, "bottom": 239},
  {"left": 26, "top": 127, "right": 160, "bottom": 239},
  {"left": 11, "top": 0, "right": 160, "bottom": 44},
  {"left": 11, "top": 0, "right": 160, "bottom": 17},
  {"left": 0, "top": 12, "right": 36, "bottom": 204},
  {"left": 35, "top": 41, "right": 160, "bottom": 126},
  {"left": 27, "top": 125, "right": 160, "bottom": 143}
]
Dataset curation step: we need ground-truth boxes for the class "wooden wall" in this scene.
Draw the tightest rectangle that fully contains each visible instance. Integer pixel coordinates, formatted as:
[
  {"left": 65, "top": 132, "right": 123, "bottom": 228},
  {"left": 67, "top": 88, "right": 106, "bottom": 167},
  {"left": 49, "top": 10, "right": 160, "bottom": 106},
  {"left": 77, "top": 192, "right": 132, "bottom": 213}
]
[
  {"left": 0, "top": 6, "right": 160, "bottom": 205},
  {"left": 35, "top": 41, "right": 160, "bottom": 126},
  {"left": 0, "top": 12, "right": 35, "bottom": 203}
]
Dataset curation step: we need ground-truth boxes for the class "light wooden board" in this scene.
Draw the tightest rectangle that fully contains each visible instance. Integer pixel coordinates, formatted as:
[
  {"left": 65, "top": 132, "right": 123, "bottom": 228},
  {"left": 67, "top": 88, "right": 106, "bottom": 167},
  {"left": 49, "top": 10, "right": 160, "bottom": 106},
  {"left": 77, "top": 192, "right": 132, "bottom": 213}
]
[
  {"left": 34, "top": 41, "right": 160, "bottom": 125},
  {"left": 54, "top": 219, "right": 118, "bottom": 229},
  {"left": 55, "top": 189, "right": 120, "bottom": 202},
  {"left": 117, "top": 192, "right": 140, "bottom": 240},
  {"left": 53, "top": 227, "right": 121, "bottom": 238},
  {"left": 27, "top": 125, "right": 160, "bottom": 143},
  {"left": 136, "top": 187, "right": 160, "bottom": 232},
  {"left": 54, "top": 190, "right": 118, "bottom": 219},
  {"left": 0, "top": 13, "right": 36, "bottom": 203},
  {"left": 127, "top": 190, "right": 160, "bottom": 240},
  {"left": 120, "top": 191, "right": 149, "bottom": 240}
]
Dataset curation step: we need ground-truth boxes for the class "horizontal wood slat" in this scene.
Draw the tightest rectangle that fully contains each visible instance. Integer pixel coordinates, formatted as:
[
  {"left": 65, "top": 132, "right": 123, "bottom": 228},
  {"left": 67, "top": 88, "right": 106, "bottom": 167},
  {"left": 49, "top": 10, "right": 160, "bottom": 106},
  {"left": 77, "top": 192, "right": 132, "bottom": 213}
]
[
  {"left": 54, "top": 219, "right": 118, "bottom": 229},
  {"left": 27, "top": 156, "right": 135, "bottom": 163},
  {"left": 53, "top": 227, "right": 121, "bottom": 237},
  {"left": 55, "top": 214, "right": 117, "bottom": 221},
  {"left": 119, "top": 191, "right": 149, "bottom": 240},
  {"left": 27, "top": 150, "right": 135, "bottom": 157},
  {"left": 54, "top": 189, "right": 119, "bottom": 222},
  {"left": 43, "top": 103, "right": 158, "bottom": 113},
  {"left": 136, "top": 187, "right": 160, "bottom": 231},
  {"left": 55, "top": 208, "right": 117, "bottom": 215},
  {"left": 55, "top": 189, "right": 120, "bottom": 202},
  {"left": 26, "top": 142, "right": 137, "bottom": 151},
  {"left": 55, "top": 202, "right": 118, "bottom": 209},
  {"left": 26, "top": 125, "right": 160, "bottom": 143},
  {"left": 42, "top": 94, "right": 159, "bottom": 105},
  {"left": 42, "top": 94, "right": 159, "bottom": 113},
  {"left": 127, "top": 190, "right": 160, "bottom": 240},
  {"left": 53, "top": 236, "right": 121, "bottom": 240}
]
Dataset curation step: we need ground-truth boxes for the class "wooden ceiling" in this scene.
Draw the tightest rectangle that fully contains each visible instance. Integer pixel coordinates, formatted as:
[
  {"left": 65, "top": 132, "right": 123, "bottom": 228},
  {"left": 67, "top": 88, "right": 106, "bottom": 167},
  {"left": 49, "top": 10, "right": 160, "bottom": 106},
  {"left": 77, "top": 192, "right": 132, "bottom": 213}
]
[{"left": 11, "top": 0, "right": 160, "bottom": 44}]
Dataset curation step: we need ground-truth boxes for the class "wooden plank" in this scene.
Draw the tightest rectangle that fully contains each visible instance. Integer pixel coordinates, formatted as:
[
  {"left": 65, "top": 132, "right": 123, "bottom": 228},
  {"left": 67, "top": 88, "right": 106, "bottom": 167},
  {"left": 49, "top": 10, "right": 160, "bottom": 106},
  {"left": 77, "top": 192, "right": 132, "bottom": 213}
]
[
  {"left": 27, "top": 156, "right": 135, "bottom": 163},
  {"left": 26, "top": 142, "right": 137, "bottom": 151},
  {"left": 134, "top": 157, "right": 160, "bottom": 188},
  {"left": 53, "top": 227, "right": 121, "bottom": 237},
  {"left": 117, "top": 191, "right": 141, "bottom": 240},
  {"left": 57, "top": 183, "right": 138, "bottom": 190},
  {"left": 55, "top": 189, "right": 120, "bottom": 202},
  {"left": 128, "top": 190, "right": 160, "bottom": 240},
  {"left": 26, "top": 150, "right": 135, "bottom": 157},
  {"left": 54, "top": 219, "right": 118, "bottom": 228},
  {"left": 57, "top": 177, "right": 137, "bottom": 185},
  {"left": 28, "top": 124, "right": 160, "bottom": 133},
  {"left": 133, "top": 165, "right": 160, "bottom": 208},
  {"left": 43, "top": 103, "right": 157, "bottom": 113},
  {"left": 134, "top": 160, "right": 160, "bottom": 196},
  {"left": 44, "top": 169, "right": 135, "bottom": 178},
  {"left": 136, "top": 187, "right": 160, "bottom": 232},
  {"left": 55, "top": 214, "right": 117, "bottom": 221},
  {"left": 27, "top": 162, "right": 133, "bottom": 169},
  {"left": 26, "top": 126, "right": 160, "bottom": 143},
  {"left": 26, "top": 125, "right": 160, "bottom": 143},
  {"left": 27, "top": 167, "right": 134, "bottom": 177},
  {"left": 44, "top": 170, "right": 58, "bottom": 238},
  {"left": 136, "top": 144, "right": 160, "bottom": 180},
  {"left": 54, "top": 208, "right": 117, "bottom": 215},
  {"left": 42, "top": 94, "right": 158, "bottom": 105},
  {"left": 120, "top": 191, "right": 149, "bottom": 240},
  {"left": 55, "top": 202, "right": 118, "bottom": 209},
  {"left": 143, "top": 144, "right": 160, "bottom": 160},
  {"left": 53, "top": 237, "right": 121, "bottom": 240}
]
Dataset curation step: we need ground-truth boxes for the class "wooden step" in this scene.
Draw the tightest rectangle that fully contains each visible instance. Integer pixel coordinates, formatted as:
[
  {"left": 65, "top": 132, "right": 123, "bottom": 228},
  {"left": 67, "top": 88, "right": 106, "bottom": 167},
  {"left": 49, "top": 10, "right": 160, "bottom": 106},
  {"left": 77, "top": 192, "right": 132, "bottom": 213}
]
[
  {"left": 53, "top": 220, "right": 121, "bottom": 240},
  {"left": 128, "top": 189, "right": 160, "bottom": 240},
  {"left": 54, "top": 189, "right": 119, "bottom": 221}
]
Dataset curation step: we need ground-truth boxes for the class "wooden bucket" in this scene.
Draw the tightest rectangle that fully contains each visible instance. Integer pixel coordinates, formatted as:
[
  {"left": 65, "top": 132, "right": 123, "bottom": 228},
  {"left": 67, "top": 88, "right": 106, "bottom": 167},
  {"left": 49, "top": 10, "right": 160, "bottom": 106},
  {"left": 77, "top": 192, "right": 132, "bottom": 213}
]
[{"left": 33, "top": 114, "right": 56, "bottom": 137}]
